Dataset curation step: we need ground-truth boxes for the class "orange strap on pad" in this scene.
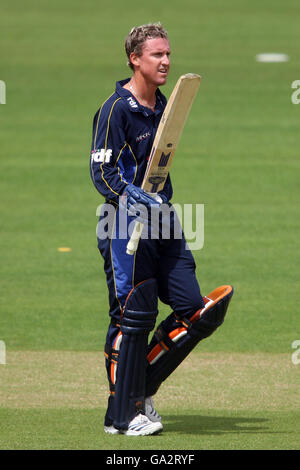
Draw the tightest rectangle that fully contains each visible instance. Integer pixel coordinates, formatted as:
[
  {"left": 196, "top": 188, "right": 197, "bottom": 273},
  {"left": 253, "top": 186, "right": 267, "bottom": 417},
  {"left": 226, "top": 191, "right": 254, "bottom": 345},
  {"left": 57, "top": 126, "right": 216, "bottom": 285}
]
[{"left": 145, "top": 285, "right": 234, "bottom": 396}]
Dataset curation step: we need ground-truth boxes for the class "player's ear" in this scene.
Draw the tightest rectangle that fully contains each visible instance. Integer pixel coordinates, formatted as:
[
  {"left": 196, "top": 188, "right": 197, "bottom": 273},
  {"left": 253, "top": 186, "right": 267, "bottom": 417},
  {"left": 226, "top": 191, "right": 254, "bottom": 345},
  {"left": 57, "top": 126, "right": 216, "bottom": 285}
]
[{"left": 129, "top": 52, "right": 140, "bottom": 69}]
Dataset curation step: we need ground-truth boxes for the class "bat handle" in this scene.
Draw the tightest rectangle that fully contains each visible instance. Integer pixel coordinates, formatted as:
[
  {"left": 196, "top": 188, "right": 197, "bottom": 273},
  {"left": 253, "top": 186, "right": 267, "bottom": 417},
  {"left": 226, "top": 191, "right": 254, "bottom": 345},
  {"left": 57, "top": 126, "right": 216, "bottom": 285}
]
[{"left": 126, "top": 221, "right": 144, "bottom": 255}]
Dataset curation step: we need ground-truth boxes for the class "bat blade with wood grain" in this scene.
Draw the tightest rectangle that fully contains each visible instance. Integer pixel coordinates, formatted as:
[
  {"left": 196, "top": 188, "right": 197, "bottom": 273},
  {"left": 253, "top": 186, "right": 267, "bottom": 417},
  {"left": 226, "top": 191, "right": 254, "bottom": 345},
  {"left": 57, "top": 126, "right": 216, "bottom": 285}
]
[{"left": 126, "top": 73, "right": 201, "bottom": 255}]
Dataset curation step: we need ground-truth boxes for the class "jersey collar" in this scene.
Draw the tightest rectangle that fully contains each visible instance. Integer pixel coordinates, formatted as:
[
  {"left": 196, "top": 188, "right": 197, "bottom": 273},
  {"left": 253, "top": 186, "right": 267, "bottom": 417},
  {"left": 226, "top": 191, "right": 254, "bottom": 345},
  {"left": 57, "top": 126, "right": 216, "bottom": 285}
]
[{"left": 116, "top": 78, "right": 166, "bottom": 116}]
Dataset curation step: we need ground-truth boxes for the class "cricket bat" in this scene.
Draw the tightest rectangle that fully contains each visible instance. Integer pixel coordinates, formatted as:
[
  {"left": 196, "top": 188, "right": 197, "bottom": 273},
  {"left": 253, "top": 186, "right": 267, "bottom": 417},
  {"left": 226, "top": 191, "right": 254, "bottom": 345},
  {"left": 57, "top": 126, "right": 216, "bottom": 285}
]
[{"left": 126, "top": 73, "right": 201, "bottom": 255}]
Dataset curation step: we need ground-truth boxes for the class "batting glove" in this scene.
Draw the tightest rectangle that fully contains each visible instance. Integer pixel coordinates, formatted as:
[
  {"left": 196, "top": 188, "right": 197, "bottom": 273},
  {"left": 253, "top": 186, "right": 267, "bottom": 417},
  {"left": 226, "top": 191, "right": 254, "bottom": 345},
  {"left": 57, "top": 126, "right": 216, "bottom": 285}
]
[{"left": 120, "top": 184, "right": 162, "bottom": 224}]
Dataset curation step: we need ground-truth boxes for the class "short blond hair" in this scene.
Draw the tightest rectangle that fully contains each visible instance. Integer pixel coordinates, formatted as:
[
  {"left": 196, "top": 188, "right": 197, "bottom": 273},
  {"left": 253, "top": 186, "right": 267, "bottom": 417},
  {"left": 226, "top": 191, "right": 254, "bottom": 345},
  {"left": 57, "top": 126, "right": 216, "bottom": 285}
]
[{"left": 125, "top": 22, "right": 168, "bottom": 70}]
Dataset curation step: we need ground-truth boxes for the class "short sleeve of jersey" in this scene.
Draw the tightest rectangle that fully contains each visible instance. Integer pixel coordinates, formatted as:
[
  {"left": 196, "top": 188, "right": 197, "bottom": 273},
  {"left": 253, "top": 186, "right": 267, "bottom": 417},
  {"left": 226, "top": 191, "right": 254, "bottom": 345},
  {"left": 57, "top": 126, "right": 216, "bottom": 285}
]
[{"left": 90, "top": 96, "right": 128, "bottom": 202}]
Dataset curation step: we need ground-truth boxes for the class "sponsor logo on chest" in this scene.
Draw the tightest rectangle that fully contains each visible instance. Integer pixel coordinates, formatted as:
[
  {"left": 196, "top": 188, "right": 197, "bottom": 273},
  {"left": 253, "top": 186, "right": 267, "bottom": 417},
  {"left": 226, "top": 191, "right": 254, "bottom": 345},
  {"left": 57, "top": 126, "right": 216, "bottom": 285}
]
[{"left": 136, "top": 131, "right": 151, "bottom": 143}]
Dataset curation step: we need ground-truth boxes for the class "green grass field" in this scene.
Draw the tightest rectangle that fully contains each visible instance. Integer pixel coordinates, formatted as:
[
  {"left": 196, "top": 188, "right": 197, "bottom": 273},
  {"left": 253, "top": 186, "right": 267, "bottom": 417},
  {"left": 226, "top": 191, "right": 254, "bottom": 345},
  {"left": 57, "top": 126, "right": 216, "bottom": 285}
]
[{"left": 0, "top": 0, "right": 299, "bottom": 450}]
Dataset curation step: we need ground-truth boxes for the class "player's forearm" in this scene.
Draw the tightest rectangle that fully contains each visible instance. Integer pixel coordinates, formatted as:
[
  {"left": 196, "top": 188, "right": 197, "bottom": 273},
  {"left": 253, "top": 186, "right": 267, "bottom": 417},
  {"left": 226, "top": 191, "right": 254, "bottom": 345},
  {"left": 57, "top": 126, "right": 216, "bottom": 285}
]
[{"left": 90, "top": 162, "right": 128, "bottom": 202}]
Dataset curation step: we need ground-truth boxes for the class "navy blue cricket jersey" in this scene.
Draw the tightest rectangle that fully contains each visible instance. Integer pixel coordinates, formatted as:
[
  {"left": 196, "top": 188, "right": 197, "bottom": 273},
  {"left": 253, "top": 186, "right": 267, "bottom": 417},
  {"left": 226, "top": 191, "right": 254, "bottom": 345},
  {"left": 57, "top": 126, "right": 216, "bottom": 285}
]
[{"left": 90, "top": 78, "right": 173, "bottom": 204}]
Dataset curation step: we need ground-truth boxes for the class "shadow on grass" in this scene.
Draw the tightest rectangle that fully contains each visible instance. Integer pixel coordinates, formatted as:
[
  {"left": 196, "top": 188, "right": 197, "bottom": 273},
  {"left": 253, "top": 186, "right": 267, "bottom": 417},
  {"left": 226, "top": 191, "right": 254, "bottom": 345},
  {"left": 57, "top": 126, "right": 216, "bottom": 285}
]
[{"left": 163, "top": 414, "right": 269, "bottom": 435}]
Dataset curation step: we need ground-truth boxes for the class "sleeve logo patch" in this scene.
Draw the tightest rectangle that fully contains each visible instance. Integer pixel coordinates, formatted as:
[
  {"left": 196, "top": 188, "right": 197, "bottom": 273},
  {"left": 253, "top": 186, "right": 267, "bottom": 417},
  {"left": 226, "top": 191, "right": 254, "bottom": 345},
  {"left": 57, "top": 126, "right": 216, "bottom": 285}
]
[{"left": 91, "top": 148, "right": 112, "bottom": 163}]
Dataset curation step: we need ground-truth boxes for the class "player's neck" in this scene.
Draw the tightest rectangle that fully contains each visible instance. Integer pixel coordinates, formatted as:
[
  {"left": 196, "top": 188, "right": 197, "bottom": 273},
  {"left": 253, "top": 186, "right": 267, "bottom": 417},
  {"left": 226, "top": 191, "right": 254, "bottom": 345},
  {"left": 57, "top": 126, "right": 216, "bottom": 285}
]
[{"left": 126, "top": 75, "right": 157, "bottom": 110}]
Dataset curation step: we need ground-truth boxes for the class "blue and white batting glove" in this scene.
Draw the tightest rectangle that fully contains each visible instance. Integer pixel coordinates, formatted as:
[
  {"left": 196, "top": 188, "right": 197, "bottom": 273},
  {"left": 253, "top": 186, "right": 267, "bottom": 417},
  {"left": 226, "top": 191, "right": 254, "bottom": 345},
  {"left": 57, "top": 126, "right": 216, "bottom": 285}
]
[{"left": 120, "top": 184, "right": 162, "bottom": 224}]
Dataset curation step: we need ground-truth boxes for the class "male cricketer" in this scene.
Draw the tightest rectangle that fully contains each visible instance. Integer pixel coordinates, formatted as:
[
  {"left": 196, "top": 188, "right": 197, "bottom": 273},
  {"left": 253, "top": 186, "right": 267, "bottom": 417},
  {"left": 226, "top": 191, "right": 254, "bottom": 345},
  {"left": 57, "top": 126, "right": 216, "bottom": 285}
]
[{"left": 90, "top": 23, "right": 234, "bottom": 436}]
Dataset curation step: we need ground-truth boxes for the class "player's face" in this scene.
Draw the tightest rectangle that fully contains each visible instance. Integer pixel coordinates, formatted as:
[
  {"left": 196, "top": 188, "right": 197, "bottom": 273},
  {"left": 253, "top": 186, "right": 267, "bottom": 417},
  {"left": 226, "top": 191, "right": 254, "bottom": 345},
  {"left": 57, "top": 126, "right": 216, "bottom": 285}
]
[{"left": 134, "top": 38, "right": 171, "bottom": 86}]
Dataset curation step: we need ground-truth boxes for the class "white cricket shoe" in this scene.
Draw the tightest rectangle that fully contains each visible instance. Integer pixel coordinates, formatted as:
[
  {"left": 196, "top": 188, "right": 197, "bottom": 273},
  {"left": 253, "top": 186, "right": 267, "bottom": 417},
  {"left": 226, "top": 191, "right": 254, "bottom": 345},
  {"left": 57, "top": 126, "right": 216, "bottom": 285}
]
[
  {"left": 104, "top": 424, "right": 119, "bottom": 435},
  {"left": 123, "top": 413, "right": 163, "bottom": 436},
  {"left": 104, "top": 410, "right": 163, "bottom": 436},
  {"left": 145, "top": 396, "right": 162, "bottom": 422}
]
